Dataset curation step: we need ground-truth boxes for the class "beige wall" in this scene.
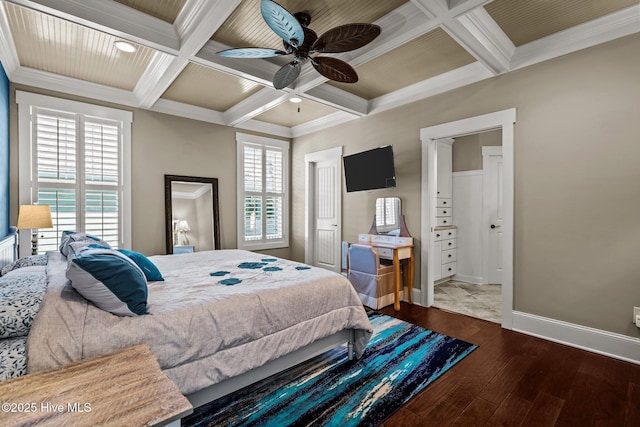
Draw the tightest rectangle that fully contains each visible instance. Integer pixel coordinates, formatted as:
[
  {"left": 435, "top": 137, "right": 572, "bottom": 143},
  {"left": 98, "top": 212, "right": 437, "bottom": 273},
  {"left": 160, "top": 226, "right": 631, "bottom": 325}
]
[
  {"left": 9, "top": 85, "right": 291, "bottom": 259},
  {"left": 7, "top": 34, "right": 639, "bottom": 338},
  {"left": 291, "top": 34, "right": 640, "bottom": 338},
  {"left": 452, "top": 129, "right": 502, "bottom": 172}
]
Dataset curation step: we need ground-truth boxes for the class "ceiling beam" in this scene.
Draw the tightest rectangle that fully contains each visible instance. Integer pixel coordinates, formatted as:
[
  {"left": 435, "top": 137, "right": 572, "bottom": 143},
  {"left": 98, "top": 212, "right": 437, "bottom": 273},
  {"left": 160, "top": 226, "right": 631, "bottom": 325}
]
[
  {"left": 302, "top": 85, "right": 368, "bottom": 117},
  {"left": 134, "top": 0, "right": 243, "bottom": 109},
  {"left": 443, "top": 8, "right": 514, "bottom": 74},
  {"left": 223, "top": 87, "right": 289, "bottom": 127}
]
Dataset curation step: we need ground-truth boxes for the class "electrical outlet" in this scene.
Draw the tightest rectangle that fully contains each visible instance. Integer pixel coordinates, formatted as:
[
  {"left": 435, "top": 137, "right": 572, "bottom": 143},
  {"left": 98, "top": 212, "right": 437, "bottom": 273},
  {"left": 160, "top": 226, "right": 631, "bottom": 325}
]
[{"left": 634, "top": 307, "right": 640, "bottom": 326}]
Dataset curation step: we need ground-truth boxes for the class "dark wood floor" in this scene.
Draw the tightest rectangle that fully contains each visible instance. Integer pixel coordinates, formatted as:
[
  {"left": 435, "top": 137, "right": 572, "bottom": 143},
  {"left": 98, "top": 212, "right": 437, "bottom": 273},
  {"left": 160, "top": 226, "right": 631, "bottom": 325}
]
[{"left": 378, "top": 303, "right": 640, "bottom": 426}]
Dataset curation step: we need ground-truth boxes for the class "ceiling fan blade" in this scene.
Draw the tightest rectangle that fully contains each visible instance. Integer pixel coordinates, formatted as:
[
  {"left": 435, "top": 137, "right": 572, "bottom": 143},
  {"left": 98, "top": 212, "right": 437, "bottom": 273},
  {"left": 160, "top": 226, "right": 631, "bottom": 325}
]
[
  {"left": 312, "top": 24, "right": 381, "bottom": 53},
  {"left": 273, "top": 61, "right": 301, "bottom": 89},
  {"left": 261, "top": 0, "right": 305, "bottom": 48},
  {"left": 312, "top": 57, "right": 358, "bottom": 83},
  {"left": 218, "top": 47, "right": 287, "bottom": 58}
]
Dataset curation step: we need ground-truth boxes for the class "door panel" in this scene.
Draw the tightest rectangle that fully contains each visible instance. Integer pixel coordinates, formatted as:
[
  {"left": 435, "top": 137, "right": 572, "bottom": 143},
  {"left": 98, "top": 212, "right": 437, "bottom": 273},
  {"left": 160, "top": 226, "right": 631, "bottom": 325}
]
[
  {"left": 313, "top": 158, "right": 340, "bottom": 271},
  {"left": 484, "top": 150, "right": 503, "bottom": 284}
]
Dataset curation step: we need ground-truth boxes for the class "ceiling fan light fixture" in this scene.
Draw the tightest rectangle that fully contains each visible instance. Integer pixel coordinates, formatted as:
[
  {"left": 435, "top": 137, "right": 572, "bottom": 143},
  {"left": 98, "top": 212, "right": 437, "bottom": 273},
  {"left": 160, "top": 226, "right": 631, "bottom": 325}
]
[
  {"left": 114, "top": 40, "right": 137, "bottom": 53},
  {"left": 219, "top": 0, "right": 381, "bottom": 89},
  {"left": 289, "top": 95, "right": 302, "bottom": 103}
]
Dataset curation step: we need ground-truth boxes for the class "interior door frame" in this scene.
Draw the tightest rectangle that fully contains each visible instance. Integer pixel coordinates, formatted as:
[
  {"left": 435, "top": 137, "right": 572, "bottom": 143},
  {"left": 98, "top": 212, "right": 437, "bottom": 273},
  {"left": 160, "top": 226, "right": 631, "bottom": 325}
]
[
  {"left": 420, "top": 109, "right": 516, "bottom": 329},
  {"left": 304, "top": 146, "right": 343, "bottom": 271}
]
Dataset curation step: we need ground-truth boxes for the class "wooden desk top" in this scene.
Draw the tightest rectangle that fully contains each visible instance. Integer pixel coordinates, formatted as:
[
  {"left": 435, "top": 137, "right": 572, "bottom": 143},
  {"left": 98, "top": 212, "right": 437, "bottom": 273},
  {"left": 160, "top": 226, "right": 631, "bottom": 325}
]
[
  {"left": 0, "top": 344, "right": 192, "bottom": 427},
  {"left": 365, "top": 242, "right": 414, "bottom": 250}
]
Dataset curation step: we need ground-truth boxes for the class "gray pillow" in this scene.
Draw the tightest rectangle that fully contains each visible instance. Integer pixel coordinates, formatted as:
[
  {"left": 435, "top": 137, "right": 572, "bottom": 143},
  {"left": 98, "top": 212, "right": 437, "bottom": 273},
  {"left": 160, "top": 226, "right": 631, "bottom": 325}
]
[
  {"left": 0, "top": 254, "right": 47, "bottom": 277},
  {"left": 0, "top": 272, "right": 47, "bottom": 338}
]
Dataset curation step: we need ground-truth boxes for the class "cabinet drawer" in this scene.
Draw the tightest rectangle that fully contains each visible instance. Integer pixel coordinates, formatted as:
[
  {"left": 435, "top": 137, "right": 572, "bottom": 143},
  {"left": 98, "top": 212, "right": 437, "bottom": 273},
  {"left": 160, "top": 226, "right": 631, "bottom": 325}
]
[
  {"left": 436, "top": 207, "right": 452, "bottom": 217},
  {"left": 376, "top": 247, "right": 393, "bottom": 260},
  {"left": 442, "top": 262, "right": 457, "bottom": 277},
  {"left": 441, "top": 238, "right": 456, "bottom": 250},
  {"left": 442, "top": 228, "right": 457, "bottom": 239},
  {"left": 441, "top": 248, "right": 456, "bottom": 264},
  {"left": 436, "top": 217, "right": 453, "bottom": 227},
  {"left": 433, "top": 230, "right": 445, "bottom": 241},
  {"left": 436, "top": 198, "right": 451, "bottom": 208}
]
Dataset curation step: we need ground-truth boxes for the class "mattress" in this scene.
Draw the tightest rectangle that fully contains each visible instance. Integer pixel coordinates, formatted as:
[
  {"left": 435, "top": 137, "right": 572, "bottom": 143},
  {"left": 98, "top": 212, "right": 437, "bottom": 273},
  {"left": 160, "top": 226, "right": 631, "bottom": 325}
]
[{"left": 26, "top": 249, "right": 372, "bottom": 394}]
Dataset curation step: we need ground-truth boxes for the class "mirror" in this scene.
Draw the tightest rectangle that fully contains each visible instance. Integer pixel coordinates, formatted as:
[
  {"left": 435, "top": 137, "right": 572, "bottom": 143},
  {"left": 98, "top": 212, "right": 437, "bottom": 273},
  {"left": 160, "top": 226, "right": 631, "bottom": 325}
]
[
  {"left": 165, "top": 175, "right": 220, "bottom": 254},
  {"left": 375, "top": 197, "right": 402, "bottom": 234}
]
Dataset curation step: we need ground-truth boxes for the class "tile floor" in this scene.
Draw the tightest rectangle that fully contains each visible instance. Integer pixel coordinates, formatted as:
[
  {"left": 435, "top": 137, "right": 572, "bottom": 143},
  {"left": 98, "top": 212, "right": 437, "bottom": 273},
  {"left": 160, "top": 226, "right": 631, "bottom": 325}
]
[{"left": 433, "top": 280, "right": 502, "bottom": 323}]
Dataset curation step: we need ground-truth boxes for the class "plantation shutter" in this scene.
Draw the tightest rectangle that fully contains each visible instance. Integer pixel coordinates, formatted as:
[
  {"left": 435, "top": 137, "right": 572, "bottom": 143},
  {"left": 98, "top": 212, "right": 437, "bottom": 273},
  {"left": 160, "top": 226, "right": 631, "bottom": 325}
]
[
  {"left": 84, "top": 120, "right": 120, "bottom": 247},
  {"left": 32, "top": 107, "right": 123, "bottom": 252},
  {"left": 237, "top": 135, "right": 289, "bottom": 250}
]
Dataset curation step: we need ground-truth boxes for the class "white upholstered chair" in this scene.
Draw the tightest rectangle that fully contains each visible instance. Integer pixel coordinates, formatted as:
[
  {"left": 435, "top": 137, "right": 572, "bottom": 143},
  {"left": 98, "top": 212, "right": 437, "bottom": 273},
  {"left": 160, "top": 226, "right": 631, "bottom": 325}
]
[{"left": 347, "top": 244, "right": 395, "bottom": 309}]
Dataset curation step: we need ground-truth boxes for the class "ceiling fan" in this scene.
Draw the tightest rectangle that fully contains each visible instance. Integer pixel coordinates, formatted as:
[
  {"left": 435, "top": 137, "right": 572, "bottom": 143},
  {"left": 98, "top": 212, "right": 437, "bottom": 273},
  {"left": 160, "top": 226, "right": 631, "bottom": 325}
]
[{"left": 218, "top": 0, "right": 381, "bottom": 90}]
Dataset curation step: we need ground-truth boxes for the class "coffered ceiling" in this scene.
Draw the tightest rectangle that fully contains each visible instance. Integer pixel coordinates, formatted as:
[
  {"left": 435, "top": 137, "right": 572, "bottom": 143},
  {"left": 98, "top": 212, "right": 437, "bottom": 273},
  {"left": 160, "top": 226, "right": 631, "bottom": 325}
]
[{"left": 0, "top": 0, "right": 638, "bottom": 138}]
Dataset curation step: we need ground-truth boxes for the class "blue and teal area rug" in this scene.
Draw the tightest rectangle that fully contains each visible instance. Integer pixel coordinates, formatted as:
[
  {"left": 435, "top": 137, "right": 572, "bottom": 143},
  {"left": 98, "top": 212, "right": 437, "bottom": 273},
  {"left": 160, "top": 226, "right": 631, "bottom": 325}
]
[{"left": 183, "top": 314, "right": 477, "bottom": 427}]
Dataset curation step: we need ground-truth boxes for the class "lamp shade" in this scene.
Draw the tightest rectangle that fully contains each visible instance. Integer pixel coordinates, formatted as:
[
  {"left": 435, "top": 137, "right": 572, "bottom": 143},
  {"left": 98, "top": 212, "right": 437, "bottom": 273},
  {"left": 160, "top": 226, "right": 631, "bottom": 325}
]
[
  {"left": 17, "top": 205, "right": 53, "bottom": 229},
  {"left": 175, "top": 220, "right": 190, "bottom": 232}
]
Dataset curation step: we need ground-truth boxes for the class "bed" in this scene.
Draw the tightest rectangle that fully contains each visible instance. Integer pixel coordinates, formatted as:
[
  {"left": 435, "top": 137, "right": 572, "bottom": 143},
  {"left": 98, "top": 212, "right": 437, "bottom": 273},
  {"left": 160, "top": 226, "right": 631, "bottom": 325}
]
[{"left": 0, "top": 241, "right": 373, "bottom": 406}]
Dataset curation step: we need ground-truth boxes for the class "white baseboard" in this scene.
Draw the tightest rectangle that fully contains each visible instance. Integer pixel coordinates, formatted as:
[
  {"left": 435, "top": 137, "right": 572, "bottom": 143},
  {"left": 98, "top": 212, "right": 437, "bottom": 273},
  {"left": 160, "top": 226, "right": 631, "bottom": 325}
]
[
  {"left": 452, "top": 274, "right": 486, "bottom": 285},
  {"left": 512, "top": 311, "right": 640, "bottom": 365}
]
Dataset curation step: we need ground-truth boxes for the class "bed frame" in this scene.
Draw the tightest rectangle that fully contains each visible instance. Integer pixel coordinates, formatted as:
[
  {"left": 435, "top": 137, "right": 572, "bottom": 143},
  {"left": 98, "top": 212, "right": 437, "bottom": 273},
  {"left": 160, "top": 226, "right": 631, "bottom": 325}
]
[
  {"left": 0, "top": 228, "right": 18, "bottom": 270},
  {"left": 186, "top": 329, "right": 355, "bottom": 408}
]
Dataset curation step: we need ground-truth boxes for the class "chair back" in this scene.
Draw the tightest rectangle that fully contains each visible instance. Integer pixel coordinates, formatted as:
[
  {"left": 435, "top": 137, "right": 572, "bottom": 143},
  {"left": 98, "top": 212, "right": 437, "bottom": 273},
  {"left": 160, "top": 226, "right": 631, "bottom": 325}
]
[{"left": 348, "top": 244, "right": 379, "bottom": 275}]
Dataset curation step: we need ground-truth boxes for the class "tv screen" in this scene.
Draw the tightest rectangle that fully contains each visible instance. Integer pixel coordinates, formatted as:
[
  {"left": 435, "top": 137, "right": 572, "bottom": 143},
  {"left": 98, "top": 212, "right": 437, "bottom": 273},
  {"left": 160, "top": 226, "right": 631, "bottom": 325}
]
[{"left": 343, "top": 146, "right": 396, "bottom": 192}]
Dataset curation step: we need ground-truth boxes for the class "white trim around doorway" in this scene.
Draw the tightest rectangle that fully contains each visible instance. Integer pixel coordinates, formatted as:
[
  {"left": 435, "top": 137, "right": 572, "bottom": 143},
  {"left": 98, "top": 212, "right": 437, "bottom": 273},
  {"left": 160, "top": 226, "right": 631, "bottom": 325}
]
[{"left": 420, "top": 109, "right": 516, "bottom": 329}]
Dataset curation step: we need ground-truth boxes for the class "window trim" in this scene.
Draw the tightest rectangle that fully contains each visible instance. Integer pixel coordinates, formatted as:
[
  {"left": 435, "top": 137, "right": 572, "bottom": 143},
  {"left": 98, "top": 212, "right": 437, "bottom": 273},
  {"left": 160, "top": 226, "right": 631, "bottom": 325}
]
[
  {"left": 236, "top": 132, "right": 289, "bottom": 251},
  {"left": 17, "top": 91, "right": 132, "bottom": 257}
]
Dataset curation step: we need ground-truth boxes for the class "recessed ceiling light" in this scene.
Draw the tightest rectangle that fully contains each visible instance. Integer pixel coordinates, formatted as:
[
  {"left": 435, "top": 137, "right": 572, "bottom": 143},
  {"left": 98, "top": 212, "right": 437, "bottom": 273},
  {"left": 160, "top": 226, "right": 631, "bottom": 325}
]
[
  {"left": 114, "top": 40, "right": 137, "bottom": 53},
  {"left": 289, "top": 96, "right": 302, "bottom": 103}
]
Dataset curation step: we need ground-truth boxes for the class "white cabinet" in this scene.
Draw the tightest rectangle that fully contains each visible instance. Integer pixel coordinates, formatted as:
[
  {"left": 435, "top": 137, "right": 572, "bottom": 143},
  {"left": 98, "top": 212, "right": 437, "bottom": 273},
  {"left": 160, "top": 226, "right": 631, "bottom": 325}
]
[
  {"left": 433, "top": 229, "right": 456, "bottom": 280},
  {"left": 432, "top": 138, "right": 456, "bottom": 282},
  {"left": 436, "top": 139, "right": 453, "bottom": 199}
]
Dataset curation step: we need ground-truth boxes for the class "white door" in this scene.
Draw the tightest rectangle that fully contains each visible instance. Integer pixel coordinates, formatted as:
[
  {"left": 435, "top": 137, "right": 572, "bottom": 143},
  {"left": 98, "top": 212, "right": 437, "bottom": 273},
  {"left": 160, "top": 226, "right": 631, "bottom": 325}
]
[
  {"left": 483, "top": 147, "right": 503, "bottom": 284},
  {"left": 305, "top": 147, "right": 342, "bottom": 272}
]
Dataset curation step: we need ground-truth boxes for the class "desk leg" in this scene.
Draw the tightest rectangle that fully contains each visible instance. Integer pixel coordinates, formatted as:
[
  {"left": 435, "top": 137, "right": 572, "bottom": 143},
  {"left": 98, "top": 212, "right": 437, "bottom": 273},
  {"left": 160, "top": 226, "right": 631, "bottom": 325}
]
[
  {"left": 393, "top": 250, "right": 401, "bottom": 311},
  {"left": 407, "top": 248, "right": 414, "bottom": 305}
]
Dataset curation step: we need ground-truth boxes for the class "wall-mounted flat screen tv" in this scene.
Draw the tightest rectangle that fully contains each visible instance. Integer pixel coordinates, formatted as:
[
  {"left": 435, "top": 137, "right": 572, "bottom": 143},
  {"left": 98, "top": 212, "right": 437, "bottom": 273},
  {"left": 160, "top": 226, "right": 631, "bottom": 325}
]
[{"left": 343, "top": 145, "right": 396, "bottom": 192}]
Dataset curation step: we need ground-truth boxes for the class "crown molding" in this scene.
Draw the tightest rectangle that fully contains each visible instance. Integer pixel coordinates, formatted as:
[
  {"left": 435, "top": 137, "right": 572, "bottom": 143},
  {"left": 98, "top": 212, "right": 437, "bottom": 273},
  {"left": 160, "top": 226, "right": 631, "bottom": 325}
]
[
  {"left": 0, "top": 4, "right": 20, "bottom": 78},
  {"left": 369, "top": 62, "right": 493, "bottom": 115},
  {"left": 11, "top": 67, "right": 139, "bottom": 107},
  {"left": 4, "top": 0, "right": 180, "bottom": 53},
  {"left": 511, "top": 5, "right": 640, "bottom": 71},
  {"left": 291, "top": 111, "right": 359, "bottom": 138}
]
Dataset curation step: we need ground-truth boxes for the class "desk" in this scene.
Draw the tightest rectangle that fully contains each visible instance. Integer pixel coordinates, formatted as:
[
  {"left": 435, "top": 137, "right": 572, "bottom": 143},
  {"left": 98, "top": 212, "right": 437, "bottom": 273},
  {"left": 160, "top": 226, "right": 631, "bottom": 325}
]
[
  {"left": 367, "top": 241, "right": 414, "bottom": 311},
  {"left": 0, "top": 344, "right": 192, "bottom": 427}
]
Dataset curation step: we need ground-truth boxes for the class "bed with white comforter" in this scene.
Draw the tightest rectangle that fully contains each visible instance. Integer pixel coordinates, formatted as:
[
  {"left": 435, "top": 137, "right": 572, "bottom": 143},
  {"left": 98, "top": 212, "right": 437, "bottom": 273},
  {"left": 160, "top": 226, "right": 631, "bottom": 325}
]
[{"left": 23, "top": 249, "right": 372, "bottom": 395}]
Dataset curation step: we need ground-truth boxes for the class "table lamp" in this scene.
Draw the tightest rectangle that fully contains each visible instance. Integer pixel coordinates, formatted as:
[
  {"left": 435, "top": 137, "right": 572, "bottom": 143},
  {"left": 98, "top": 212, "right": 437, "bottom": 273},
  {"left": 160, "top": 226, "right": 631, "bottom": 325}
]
[
  {"left": 175, "top": 220, "right": 191, "bottom": 246},
  {"left": 17, "top": 204, "right": 53, "bottom": 255}
]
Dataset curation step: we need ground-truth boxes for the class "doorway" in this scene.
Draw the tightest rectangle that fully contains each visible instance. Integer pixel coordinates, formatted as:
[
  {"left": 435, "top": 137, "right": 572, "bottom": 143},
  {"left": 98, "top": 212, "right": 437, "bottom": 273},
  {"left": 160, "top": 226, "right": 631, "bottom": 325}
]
[
  {"left": 420, "top": 109, "right": 516, "bottom": 329},
  {"left": 432, "top": 136, "right": 502, "bottom": 323},
  {"left": 304, "top": 147, "right": 343, "bottom": 272}
]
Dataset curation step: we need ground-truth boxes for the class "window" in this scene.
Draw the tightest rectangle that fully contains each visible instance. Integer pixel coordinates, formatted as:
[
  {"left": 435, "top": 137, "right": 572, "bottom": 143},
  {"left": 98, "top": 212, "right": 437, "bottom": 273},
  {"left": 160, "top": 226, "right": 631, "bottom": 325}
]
[
  {"left": 236, "top": 133, "right": 289, "bottom": 250},
  {"left": 18, "top": 91, "right": 132, "bottom": 255}
]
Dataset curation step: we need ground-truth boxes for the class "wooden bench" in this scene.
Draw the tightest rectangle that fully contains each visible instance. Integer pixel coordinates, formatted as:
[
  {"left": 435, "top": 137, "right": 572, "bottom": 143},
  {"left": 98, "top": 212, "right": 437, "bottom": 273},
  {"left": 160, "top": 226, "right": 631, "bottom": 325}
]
[{"left": 0, "top": 344, "right": 192, "bottom": 426}]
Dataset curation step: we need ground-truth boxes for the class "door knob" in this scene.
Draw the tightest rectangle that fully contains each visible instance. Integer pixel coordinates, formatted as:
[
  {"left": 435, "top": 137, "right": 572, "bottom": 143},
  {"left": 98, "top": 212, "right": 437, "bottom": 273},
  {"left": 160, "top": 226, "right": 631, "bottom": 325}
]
[{"left": 490, "top": 224, "right": 501, "bottom": 229}]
